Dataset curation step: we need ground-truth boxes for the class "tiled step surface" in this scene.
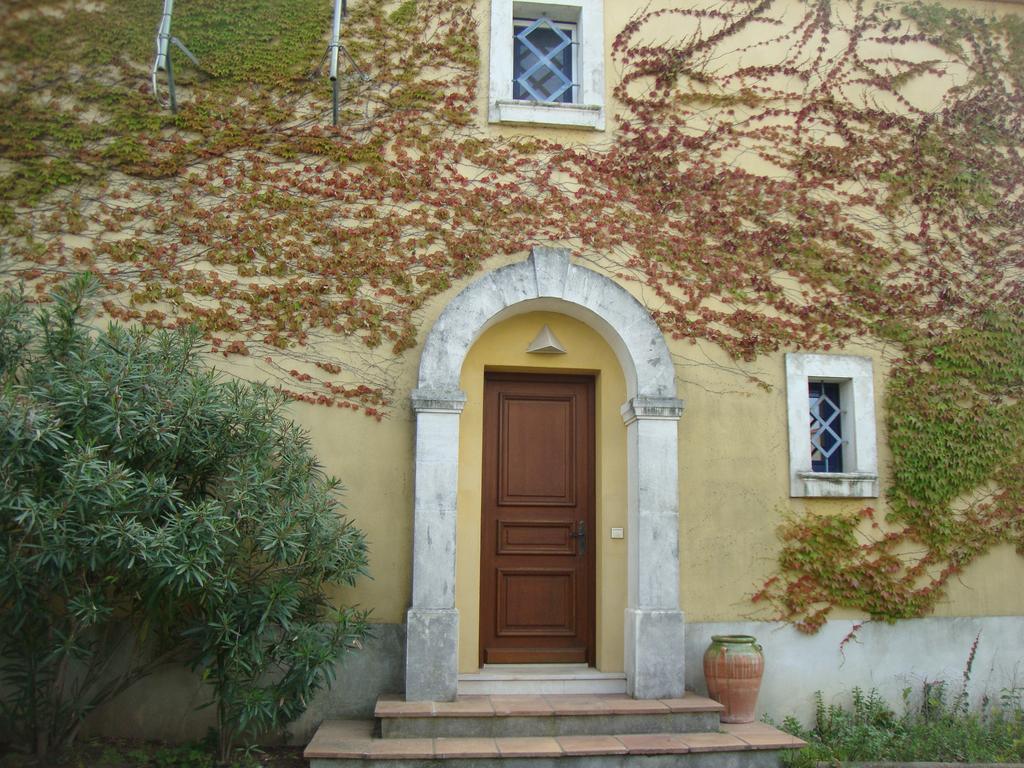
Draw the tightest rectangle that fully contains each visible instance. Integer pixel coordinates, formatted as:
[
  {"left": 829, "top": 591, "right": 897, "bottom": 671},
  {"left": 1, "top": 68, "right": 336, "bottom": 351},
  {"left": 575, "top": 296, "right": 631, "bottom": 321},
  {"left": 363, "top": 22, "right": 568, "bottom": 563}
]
[
  {"left": 304, "top": 719, "right": 805, "bottom": 767},
  {"left": 376, "top": 693, "right": 724, "bottom": 738}
]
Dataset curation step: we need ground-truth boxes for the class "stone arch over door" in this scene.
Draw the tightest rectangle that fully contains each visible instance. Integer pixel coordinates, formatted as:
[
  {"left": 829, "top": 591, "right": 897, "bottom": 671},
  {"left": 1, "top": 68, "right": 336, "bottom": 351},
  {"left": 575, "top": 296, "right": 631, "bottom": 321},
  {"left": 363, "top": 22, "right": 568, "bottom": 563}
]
[{"left": 407, "top": 247, "right": 685, "bottom": 701}]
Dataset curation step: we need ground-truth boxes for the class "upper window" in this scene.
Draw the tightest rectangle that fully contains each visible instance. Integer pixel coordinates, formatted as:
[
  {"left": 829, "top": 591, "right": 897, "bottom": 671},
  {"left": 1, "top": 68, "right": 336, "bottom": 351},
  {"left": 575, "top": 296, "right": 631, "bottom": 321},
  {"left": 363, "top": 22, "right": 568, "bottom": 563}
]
[
  {"left": 489, "top": 0, "right": 605, "bottom": 130},
  {"left": 513, "top": 17, "right": 576, "bottom": 103},
  {"left": 785, "top": 353, "right": 879, "bottom": 498}
]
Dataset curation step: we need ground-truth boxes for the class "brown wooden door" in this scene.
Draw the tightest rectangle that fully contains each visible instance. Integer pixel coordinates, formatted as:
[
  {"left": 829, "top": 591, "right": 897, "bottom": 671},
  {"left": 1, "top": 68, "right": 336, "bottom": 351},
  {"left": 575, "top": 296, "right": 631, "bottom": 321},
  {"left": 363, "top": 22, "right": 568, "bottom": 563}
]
[{"left": 480, "top": 372, "right": 595, "bottom": 665}]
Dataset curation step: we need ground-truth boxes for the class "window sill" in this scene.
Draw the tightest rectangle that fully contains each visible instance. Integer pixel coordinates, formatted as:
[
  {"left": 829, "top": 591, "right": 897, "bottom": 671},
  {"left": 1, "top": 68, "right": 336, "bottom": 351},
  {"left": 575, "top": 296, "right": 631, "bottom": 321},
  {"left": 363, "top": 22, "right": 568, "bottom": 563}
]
[
  {"left": 491, "top": 100, "right": 605, "bottom": 130},
  {"left": 795, "top": 471, "right": 879, "bottom": 498}
]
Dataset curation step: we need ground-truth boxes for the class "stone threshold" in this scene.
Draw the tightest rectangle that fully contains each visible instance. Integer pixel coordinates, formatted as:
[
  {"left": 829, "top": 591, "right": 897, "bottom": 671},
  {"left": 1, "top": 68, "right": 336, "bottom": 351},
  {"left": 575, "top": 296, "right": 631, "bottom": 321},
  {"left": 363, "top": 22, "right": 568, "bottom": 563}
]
[
  {"left": 375, "top": 692, "right": 724, "bottom": 718},
  {"left": 305, "top": 720, "right": 806, "bottom": 760},
  {"left": 458, "top": 665, "right": 628, "bottom": 695}
]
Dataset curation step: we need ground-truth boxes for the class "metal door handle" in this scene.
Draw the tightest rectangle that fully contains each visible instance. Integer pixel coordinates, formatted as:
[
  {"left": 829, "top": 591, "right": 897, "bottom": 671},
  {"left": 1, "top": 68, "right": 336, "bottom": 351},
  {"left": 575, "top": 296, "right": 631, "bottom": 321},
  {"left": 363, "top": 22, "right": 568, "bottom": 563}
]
[{"left": 573, "top": 520, "right": 586, "bottom": 555}]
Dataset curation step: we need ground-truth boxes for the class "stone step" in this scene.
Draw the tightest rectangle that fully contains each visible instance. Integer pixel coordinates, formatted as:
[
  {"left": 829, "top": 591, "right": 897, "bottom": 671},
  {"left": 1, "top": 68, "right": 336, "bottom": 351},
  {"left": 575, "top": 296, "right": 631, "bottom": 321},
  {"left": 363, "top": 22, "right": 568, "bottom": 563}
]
[
  {"left": 305, "top": 719, "right": 806, "bottom": 768},
  {"left": 458, "top": 664, "right": 627, "bottom": 695},
  {"left": 375, "top": 693, "right": 724, "bottom": 738}
]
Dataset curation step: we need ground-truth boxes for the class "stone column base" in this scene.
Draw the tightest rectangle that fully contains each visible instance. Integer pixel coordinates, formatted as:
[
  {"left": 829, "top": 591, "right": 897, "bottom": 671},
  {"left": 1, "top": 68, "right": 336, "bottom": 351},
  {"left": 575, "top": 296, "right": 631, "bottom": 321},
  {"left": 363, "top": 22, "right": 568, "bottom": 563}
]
[
  {"left": 625, "top": 608, "right": 686, "bottom": 699},
  {"left": 405, "top": 608, "right": 459, "bottom": 702}
]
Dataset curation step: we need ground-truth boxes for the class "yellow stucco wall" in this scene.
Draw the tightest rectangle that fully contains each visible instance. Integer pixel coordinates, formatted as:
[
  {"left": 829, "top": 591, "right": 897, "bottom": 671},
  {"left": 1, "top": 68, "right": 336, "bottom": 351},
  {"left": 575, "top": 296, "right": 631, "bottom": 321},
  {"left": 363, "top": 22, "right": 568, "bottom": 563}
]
[
  {"left": 675, "top": 339, "right": 895, "bottom": 622},
  {"left": 471, "top": 0, "right": 1024, "bottom": 147},
  {"left": 289, "top": 374, "right": 417, "bottom": 624},
  {"left": 266, "top": 0, "right": 1024, "bottom": 645},
  {"left": 278, "top": 256, "right": 1022, "bottom": 648}
]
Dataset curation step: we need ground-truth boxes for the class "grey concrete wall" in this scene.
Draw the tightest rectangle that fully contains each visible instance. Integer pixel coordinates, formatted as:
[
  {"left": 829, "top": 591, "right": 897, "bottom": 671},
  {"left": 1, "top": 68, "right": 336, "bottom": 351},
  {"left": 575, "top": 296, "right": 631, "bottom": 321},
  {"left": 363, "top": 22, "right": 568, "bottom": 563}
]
[
  {"left": 81, "top": 623, "right": 406, "bottom": 745},
  {"left": 686, "top": 617, "right": 1024, "bottom": 725},
  {"left": 78, "top": 617, "right": 1023, "bottom": 742},
  {"left": 290, "top": 623, "right": 406, "bottom": 741}
]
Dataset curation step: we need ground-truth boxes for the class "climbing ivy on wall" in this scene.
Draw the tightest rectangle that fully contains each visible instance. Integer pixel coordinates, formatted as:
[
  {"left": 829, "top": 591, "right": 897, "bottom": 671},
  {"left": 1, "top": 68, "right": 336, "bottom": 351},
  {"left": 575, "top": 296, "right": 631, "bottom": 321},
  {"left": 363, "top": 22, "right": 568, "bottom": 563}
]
[{"left": 0, "top": 0, "right": 1021, "bottom": 628}]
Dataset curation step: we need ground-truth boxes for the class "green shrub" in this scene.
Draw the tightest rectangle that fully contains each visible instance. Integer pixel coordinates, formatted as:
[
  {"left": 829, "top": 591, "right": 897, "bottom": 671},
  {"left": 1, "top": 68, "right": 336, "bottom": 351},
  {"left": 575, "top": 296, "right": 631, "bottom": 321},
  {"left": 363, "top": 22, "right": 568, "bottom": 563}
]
[
  {"left": 0, "top": 275, "right": 369, "bottom": 761},
  {"left": 779, "top": 683, "right": 1024, "bottom": 767}
]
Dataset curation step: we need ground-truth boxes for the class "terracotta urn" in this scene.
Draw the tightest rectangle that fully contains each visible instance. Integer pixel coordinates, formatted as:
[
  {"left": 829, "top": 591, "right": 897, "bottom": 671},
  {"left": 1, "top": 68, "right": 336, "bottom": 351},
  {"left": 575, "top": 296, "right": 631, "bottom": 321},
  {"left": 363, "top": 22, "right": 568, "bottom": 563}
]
[{"left": 702, "top": 634, "right": 765, "bottom": 723}]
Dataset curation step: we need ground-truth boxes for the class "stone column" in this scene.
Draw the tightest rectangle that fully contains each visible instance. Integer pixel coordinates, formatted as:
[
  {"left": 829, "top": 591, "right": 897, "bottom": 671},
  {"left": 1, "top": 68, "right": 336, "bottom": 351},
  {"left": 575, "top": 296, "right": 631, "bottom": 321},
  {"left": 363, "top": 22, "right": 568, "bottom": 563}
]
[
  {"left": 621, "top": 396, "right": 686, "bottom": 699},
  {"left": 405, "top": 388, "right": 466, "bottom": 702}
]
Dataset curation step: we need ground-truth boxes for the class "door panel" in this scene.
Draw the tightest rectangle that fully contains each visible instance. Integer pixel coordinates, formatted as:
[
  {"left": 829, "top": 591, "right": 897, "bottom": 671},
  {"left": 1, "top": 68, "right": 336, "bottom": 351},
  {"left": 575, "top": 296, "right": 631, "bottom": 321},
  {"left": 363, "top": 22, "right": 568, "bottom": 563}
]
[
  {"left": 496, "top": 568, "right": 576, "bottom": 636},
  {"left": 500, "top": 396, "right": 576, "bottom": 505},
  {"left": 480, "top": 373, "right": 595, "bottom": 666},
  {"left": 497, "top": 520, "right": 576, "bottom": 555}
]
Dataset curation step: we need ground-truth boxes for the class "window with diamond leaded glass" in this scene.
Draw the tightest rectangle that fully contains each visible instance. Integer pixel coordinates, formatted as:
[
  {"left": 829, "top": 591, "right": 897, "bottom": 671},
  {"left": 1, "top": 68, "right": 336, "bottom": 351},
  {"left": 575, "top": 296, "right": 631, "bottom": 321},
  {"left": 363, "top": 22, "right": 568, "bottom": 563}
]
[
  {"left": 488, "top": 0, "right": 604, "bottom": 130},
  {"left": 513, "top": 17, "right": 576, "bottom": 104},
  {"left": 809, "top": 381, "right": 843, "bottom": 472},
  {"left": 785, "top": 353, "right": 879, "bottom": 498}
]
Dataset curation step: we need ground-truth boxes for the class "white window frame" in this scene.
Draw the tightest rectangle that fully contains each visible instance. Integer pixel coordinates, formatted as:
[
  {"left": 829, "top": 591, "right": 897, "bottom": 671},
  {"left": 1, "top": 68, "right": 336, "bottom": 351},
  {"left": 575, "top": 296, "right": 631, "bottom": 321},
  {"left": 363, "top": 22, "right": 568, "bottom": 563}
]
[
  {"left": 785, "top": 353, "right": 879, "bottom": 498},
  {"left": 489, "top": 0, "right": 606, "bottom": 130}
]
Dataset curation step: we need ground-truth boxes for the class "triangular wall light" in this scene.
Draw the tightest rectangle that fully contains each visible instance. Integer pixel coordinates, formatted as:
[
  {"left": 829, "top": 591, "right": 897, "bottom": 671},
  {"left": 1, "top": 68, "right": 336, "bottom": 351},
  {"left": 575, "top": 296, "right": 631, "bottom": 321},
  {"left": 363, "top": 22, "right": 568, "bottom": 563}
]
[{"left": 526, "top": 324, "right": 567, "bottom": 354}]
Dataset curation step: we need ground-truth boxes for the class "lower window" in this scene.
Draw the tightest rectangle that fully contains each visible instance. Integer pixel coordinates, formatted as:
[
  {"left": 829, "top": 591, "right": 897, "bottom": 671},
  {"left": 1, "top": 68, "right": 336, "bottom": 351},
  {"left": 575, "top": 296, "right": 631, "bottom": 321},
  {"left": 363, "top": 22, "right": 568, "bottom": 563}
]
[
  {"left": 785, "top": 353, "right": 879, "bottom": 498},
  {"left": 808, "top": 380, "right": 843, "bottom": 473}
]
